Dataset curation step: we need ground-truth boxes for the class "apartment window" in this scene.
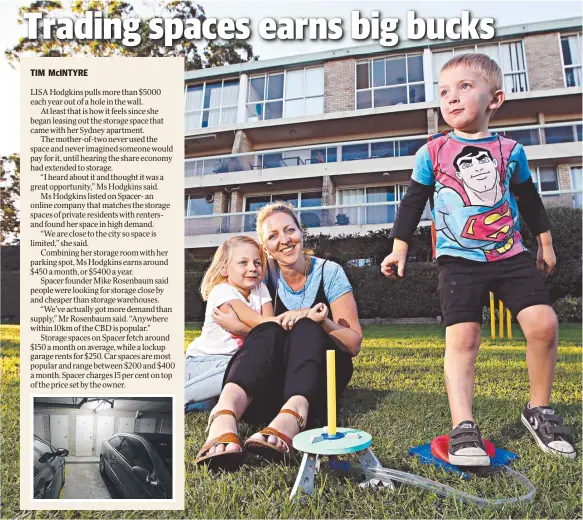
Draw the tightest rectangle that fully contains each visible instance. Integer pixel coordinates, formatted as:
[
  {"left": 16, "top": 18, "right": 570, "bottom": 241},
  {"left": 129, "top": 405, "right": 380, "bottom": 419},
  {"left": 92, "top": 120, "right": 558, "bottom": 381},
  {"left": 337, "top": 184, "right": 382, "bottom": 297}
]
[
  {"left": 246, "top": 67, "right": 324, "bottom": 121},
  {"left": 185, "top": 80, "right": 239, "bottom": 131},
  {"left": 432, "top": 41, "right": 528, "bottom": 98},
  {"left": 571, "top": 166, "right": 582, "bottom": 208},
  {"left": 243, "top": 192, "right": 323, "bottom": 230},
  {"left": 497, "top": 128, "right": 540, "bottom": 146},
  {"left": 356, "top": 54, "right": 425, "bottom": 109},
  {"left": 342, "top": 137, "right": 425, "bottom": 161},
  {"left": 561, "top": 34, "right": 582, "bottom": 87},
  {"left": 532, "top": 167, "right": 559, "bottom": 192},
  {"left": 185, "top": 195, "right": 214, "bottom": 217},
  {"left": 545, "top": 125, "right": 579, "bottom": 144},
  {"left": 310, "top": 147, "right": 337, "bottom": 164},
  {"left": 336, "top": 186, "right": 405, "bottom": 225}
]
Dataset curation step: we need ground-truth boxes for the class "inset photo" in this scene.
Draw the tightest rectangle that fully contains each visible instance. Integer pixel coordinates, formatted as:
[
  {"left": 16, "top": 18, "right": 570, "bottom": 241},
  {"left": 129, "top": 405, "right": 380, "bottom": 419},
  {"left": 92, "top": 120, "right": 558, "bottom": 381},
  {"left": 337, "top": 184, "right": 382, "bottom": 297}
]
[{"left": 33, "top": 396, "right": 173, "bottom": 500}]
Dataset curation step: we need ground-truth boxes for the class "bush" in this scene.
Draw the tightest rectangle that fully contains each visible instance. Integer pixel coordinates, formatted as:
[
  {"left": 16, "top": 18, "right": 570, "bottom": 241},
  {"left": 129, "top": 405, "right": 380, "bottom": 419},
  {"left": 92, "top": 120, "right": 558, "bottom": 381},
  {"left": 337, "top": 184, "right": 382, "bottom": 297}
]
[
  {"left": 346, "top": 263, "right": 440, "bottom": 318},
  {"left": 185, "top": 250, "right": 211, "bottom": 272},
  {"left": 304, "top": 226, "right": 433, "bottom": 267},
  {"left": 521, "top": 207, "right": 582, "bottom": 301},
  {"left": 553, "top": 297, "right": 582, "bottom": 323},
  {"left": 1, "top": 245, "right": 19, "bottom": 271},
  {"left": 1, "top": 271, "right": 20, "bottom": 323},
  {"left": 185, "top": 271, "right": 205, "bottom": 321}
]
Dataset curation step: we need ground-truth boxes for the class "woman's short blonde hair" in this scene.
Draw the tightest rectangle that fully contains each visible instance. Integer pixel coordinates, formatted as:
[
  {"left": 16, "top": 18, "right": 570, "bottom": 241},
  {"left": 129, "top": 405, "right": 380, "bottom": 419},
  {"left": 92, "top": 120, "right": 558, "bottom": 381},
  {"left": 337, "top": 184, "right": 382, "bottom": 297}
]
[
  {"left": 255, "top": 201, "right": 302, "bottom": 247},
  {"left": 200, "top": 236, "right": 266, "bottom": 301}
]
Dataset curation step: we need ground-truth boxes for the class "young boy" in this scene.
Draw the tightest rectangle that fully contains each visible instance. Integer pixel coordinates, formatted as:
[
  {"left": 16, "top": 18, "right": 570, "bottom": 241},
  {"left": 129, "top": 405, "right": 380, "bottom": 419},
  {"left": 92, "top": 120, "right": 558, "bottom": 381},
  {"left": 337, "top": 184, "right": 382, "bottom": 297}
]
[{"left": 381, "top": 53, "right": 575, "bottom": 465}]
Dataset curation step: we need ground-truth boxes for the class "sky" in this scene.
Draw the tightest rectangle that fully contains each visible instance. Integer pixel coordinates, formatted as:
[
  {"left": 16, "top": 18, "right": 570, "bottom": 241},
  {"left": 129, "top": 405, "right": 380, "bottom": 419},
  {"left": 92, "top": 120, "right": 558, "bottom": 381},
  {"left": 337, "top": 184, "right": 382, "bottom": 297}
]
[{"left": 0, "top": 0, "right": 582, "bottom": 156}]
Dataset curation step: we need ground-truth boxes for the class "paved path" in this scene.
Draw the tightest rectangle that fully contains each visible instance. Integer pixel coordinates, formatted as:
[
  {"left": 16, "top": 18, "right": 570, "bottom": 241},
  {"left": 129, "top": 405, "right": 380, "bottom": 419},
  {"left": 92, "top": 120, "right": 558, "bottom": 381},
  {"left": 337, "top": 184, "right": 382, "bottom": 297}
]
[{"left": 62, "top": 462, "right": 112, "bottom": 499}]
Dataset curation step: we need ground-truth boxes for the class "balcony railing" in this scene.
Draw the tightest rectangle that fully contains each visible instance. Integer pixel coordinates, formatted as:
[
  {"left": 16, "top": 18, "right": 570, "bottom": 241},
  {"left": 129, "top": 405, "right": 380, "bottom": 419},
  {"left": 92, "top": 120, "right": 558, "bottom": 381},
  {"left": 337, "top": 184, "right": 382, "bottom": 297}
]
[
  {"left": 185, "top": 201, "right": 432, "bottom": 236},
  {"left": 185, "top": 188, "right": 583, "bottom": 237},
  {"left": 185, "top": 122, "right": 583, "bottom": 178},
  {"left": 185, "top": 134, "right": 428, "bottom": 177},
  {"left": 540, "top": 188, "right": 583, "bottom": 209}
]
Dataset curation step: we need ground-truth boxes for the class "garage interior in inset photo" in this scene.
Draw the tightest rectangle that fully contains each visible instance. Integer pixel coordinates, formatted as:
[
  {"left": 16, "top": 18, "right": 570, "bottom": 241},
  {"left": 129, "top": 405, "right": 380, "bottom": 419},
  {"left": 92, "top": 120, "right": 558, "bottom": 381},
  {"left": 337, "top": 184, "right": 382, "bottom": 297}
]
[{"left": 33, "top": 396, "right": 173, "bottom": 500}]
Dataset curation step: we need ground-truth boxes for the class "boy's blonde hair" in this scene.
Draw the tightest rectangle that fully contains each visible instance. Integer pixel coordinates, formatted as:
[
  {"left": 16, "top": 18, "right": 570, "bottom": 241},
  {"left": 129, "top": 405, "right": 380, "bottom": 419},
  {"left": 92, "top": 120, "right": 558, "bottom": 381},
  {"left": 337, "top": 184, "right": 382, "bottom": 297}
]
[
  {"left": 255, "top": 201, "right": 302, "bottom": 247},
  {"left": 200, "top": 236, "right": 266, "bottom": 301},
  {"left": 440, "top": 53, "right": 503, "bottom": 93}
]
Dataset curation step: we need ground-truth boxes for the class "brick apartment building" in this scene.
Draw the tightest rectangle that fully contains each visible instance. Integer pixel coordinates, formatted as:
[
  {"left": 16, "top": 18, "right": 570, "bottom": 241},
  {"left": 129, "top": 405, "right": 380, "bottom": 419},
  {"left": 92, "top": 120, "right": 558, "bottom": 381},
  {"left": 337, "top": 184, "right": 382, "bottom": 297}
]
[{"left": 183, "top": 17, "right": 582, "bottom": 257}]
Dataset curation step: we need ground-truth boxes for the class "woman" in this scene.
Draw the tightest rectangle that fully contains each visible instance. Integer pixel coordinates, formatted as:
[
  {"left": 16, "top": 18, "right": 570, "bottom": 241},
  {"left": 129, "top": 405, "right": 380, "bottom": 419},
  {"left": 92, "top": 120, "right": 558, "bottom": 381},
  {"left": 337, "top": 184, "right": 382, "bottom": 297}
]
[{"left": 195, "top": 201, "right": 362, "bottom": 469}]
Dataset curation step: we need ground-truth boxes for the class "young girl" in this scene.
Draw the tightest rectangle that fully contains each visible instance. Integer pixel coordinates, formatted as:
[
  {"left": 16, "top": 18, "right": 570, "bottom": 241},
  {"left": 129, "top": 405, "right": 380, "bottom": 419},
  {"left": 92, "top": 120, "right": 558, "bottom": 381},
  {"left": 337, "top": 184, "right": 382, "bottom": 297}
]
[{"left": 184, "top": 236, "right": 277, "bottom": 412}]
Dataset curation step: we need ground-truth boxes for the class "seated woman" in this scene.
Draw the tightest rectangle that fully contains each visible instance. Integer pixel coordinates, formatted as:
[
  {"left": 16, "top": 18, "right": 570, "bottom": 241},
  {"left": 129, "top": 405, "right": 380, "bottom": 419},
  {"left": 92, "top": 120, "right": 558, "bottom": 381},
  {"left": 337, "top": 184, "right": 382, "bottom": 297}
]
[{"left": 195, "top": 201, "right": 363, "bottom": 469}]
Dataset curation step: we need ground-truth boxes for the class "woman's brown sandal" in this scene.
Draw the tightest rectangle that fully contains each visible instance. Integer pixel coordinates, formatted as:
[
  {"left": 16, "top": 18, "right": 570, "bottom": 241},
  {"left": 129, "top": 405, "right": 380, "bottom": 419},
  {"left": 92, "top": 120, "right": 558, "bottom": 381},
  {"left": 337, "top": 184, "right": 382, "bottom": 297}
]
[
  {"left": 244, "top": 409, "right": 306, "bottom": 463},
  {"left": 195, "top": 410, "right": 245, "bottom": 470}
]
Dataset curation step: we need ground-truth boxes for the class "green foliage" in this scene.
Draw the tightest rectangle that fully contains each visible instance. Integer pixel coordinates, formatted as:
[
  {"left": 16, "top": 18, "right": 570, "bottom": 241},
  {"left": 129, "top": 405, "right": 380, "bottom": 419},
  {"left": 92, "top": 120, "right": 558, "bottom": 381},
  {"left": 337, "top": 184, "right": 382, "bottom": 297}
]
[
  {"left": 553, "top": 297, "right": 583, "bottom": 323},
  {"left": 0, "top": 272, "right": 20, "bottom": 323},
  {"left": 6, "top": 1, "right": 255, "bottom": 69},
  {"left": 304, "top": 226, "right": 433, "bottom": 267},
  {"left": 0, "top": 155, "right": 20, "bottom": 244},
  {"left": 521, "top": 207, "right": 582, "bottom": 300},
  {"left": 185, "top": 270, "right": 205, "bottom": 321},
  {"left": 346, "top": 263, "right": 440, "bottom": 318}
]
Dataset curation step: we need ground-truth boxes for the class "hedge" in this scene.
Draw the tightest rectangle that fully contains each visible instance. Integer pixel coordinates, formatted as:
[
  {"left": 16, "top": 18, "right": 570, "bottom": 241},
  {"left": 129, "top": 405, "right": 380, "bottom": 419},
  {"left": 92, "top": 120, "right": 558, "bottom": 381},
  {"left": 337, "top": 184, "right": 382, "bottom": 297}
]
[
  {"left": 185, "top": 271, "right": 205, "bottom": 321},
  {"left": 346, "top": 263, "right": 440, "bottom": 318},
  {"left": 1, "top": 271, "right": 20, "bottom": 323},
  {"left": 553, "top": 297, "right": 583, "bottom": 323}
]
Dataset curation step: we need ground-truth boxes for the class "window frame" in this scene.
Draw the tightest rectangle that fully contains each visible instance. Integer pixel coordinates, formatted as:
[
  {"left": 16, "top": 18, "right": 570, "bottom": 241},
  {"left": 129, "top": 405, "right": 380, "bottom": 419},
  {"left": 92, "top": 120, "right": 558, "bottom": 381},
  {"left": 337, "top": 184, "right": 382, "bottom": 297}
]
[
  {"left": 559, "top": 33, "right": 582, "bottom": 88},
  {"left": 355, "top": 53, "right": 426, "bottom": 110},
  {"left": 185, "top": 194, "right": 214, "bottom": 217},
  {"left": 532, "top": 166, "right": 560, "bottom": 193},
  {"left": 184, "top": 78, "right": 239, "bottom": 131},
  {"left": 246, "top": 66, "right": 324, "bottom": 122},
  {"left": 243, "top": 190, "right": 324, "bottom": 212},
  {"left": 431, "top": 40, "right": 529, "bottom": 98}
]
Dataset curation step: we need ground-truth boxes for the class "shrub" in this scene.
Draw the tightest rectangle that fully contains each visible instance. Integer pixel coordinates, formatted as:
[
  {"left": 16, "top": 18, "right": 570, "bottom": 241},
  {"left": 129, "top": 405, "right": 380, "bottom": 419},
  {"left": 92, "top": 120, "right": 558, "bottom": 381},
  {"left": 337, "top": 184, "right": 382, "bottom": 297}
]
[
  {"left": 304, "top": 226, "right": 433, "bottom": 267},
  {"left": 553, "top": 297, "right": 582, "bottom": 323},
  {"left": 521, "top": 207, "right": 582, "bottom": 301},
  {"left": 185, "top": 271, "right": 205, "bottom": 321},
  {"left": 346, "top": 263, "right": 440, "bottom": 318},
  {"left": 1, "top": 271, "right": 20, "bottom": 323}
]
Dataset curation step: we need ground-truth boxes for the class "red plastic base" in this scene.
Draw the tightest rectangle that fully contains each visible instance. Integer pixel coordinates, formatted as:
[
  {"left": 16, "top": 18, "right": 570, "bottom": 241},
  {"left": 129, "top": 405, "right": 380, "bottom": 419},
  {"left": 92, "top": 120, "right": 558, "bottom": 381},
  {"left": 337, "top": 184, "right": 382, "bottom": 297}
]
[{"left": 430, "top": 434, "right": 496, "bottom": 463}]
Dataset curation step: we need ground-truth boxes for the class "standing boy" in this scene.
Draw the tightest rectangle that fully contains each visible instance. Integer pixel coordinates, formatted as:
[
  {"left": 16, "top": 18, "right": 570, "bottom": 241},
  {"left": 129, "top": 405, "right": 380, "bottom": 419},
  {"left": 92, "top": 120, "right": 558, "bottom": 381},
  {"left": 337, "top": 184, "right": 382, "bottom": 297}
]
[{"left": 381, "top": 54, "right": 575, "bottom": 465}]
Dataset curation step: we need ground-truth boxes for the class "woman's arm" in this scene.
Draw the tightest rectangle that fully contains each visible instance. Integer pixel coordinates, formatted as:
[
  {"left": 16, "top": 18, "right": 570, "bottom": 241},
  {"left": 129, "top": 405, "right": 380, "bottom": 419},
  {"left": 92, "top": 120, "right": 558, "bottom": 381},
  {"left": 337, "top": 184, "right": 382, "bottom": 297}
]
[{"left": 324, "top": 292, "right": 363, "bottom": 357}]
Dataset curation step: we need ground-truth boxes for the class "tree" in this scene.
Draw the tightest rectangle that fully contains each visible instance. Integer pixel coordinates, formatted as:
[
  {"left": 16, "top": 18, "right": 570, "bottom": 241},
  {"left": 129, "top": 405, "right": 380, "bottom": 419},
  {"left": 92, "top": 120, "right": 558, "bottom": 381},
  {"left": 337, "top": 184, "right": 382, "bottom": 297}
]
[
  {"left": 1, "top": 154, "right": 20, "bottom": 244},
  {"left": 6, "top": 0, "right": 255, "bottom": 70}
]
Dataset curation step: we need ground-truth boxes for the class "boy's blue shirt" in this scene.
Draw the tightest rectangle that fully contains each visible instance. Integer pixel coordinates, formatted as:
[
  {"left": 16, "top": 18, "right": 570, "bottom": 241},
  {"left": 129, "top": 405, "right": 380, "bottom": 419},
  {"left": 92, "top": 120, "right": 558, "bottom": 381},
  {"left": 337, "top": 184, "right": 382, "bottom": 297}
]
[{"left": 413, "top": 132, "right": 532, "bottom": 262}]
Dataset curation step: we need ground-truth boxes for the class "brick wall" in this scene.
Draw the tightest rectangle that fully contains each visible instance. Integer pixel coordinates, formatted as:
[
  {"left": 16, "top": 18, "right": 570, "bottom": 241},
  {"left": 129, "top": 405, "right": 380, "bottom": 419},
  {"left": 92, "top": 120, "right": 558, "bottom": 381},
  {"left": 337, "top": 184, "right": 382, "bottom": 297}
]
[
  {"left": 322, "top": 175, "right": 336, "bottom": 205},
  {"left": 324, "top": 58, "right": 355, "bottom": 113},
  {"left": 524, "top": 33, "right": 565, "bottom": 91},
  {"left": 542, "top": 163, "right": 574, "bottom": 208},
  {"left": 213, "top": 190, "right": 228, "bottom": 214}
]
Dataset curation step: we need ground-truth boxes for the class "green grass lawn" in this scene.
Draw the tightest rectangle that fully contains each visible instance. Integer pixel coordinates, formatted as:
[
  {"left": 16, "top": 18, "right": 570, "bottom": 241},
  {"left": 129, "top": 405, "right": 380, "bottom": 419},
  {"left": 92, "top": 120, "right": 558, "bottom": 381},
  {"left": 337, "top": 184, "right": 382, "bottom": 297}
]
[{"left": 2, "top": 323, "right": 581, "bottom": 518}]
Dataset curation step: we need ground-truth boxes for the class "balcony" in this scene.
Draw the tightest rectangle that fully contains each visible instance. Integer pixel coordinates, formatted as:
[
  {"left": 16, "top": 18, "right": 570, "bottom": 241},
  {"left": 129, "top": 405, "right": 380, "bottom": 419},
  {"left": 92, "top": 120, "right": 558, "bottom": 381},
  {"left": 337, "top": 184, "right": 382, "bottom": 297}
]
[
  {"left": 185, "top": 135, "right": 428, "bottom": 176},
  {"left": 184, "top": 201, "right": 432, "bottom": 248},
  {"left": 185, "top": 122, "right": 583, "bottom": 189}
]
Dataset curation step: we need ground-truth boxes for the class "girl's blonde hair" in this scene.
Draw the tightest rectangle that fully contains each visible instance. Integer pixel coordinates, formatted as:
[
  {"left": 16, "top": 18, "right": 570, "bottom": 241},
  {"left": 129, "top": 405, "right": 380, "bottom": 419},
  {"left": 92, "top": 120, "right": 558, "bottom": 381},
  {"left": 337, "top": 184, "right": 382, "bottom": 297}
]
[
  {"left": 255, "top": 201, "right": 303, "bottom": 247},
  {"left": 200, "top": 236, "right": 266, "bottom": 301}
]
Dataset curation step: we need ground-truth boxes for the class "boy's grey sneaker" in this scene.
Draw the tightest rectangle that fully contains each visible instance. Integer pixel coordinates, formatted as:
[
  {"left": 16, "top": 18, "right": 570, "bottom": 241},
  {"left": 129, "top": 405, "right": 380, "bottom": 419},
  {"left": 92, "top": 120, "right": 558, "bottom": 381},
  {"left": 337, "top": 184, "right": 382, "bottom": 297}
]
[
  {"left": 521, "top": 403, "right": 576, "bottom": 459},
  {"left": 448, "top": 420, "right": 490, "bottom": 466}
]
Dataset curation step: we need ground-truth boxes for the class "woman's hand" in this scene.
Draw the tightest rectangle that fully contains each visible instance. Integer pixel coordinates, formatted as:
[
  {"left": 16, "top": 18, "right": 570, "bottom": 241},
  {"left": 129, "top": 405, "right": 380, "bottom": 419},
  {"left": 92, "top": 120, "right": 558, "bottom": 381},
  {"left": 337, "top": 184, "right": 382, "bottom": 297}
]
[
  {"left": 213, "top": 304, "right": 248, "bottom": 336},
  {"left": 307, "top": 303, "right": 328, "bottom": 324},
  {"left": 278, "top": 309, "right": 310, "bottom": 330}
]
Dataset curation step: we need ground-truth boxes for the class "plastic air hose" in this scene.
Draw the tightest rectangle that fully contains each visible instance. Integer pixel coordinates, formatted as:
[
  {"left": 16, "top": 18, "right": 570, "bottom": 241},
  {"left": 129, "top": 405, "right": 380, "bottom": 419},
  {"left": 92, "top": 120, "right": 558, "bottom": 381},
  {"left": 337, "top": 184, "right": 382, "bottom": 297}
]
[{"left": 363, "top": 465, "right": 536, "bottom": 508}]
